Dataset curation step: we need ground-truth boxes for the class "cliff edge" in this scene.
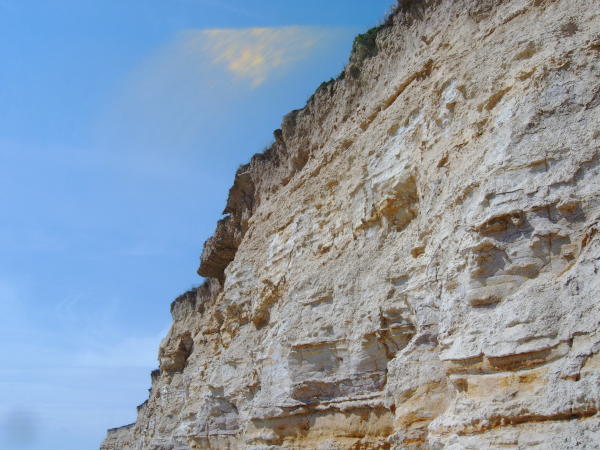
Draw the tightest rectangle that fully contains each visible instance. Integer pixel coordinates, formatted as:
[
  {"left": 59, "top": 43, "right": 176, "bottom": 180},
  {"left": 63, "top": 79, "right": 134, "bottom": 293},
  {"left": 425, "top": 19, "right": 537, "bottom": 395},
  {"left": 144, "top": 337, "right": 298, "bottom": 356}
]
[{"left": 102, "top": 0, "right": 600, "bottom": 448}]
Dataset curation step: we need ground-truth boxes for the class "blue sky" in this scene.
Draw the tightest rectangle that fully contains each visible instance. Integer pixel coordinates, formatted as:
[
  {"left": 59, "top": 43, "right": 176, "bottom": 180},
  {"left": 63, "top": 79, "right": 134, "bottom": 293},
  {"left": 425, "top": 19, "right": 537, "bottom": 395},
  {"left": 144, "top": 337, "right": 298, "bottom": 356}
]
[{"left": 0, "top": 1, "right": 395, "bottom": 448}]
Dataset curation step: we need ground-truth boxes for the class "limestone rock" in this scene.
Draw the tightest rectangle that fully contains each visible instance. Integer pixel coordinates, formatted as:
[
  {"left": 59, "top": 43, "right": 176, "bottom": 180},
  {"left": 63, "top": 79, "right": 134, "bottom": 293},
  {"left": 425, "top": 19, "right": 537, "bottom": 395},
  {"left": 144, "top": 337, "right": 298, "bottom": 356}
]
[{"left": 102, "top": 0, "right": 600, "bottom": 448}]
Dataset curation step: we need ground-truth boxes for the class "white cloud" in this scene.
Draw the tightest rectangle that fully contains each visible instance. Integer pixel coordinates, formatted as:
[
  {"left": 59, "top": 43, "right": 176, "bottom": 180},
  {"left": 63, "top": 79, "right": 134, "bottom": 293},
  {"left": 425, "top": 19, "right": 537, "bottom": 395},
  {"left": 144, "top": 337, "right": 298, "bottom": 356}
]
[
  {"left": 94, "top": 25, "right": 348, "bottom": 174},
  {"left": 198, "top": 26, "right": 332, "bottom": 87}
]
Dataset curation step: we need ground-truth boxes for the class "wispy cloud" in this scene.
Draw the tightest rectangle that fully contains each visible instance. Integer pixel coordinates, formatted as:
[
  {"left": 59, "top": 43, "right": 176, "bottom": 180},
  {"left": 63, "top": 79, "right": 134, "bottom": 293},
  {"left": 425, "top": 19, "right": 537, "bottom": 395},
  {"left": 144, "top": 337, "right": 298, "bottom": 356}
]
[
  {"left": 95, "top": 25, "right": 346, "bottom": 169},
  {"left": 198, "top": 26, "right": 332, "bottom": 87}
]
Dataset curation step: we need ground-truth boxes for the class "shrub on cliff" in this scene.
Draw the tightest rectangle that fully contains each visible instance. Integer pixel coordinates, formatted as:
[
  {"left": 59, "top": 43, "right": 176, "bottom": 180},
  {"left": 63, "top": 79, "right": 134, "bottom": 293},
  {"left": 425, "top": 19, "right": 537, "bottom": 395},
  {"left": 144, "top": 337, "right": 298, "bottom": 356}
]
[{"left": 349, "top": 0, "right": 430, "bottom": 74}]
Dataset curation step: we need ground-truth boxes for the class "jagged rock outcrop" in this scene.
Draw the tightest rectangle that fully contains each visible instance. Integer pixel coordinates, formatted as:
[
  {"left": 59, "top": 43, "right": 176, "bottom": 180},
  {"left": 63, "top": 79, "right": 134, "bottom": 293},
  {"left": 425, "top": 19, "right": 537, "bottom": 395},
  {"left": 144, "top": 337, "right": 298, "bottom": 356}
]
[{"left": 102, "top": 0, "right": 600, "bottom": 448}]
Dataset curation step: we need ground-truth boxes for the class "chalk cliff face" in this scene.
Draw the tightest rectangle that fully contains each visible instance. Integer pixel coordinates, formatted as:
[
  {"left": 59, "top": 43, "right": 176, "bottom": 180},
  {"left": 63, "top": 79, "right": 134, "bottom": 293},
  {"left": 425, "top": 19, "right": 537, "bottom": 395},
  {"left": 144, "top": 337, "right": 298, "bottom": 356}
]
[{"left": 102, "top": 0, "right": 600, "bottom": 448}]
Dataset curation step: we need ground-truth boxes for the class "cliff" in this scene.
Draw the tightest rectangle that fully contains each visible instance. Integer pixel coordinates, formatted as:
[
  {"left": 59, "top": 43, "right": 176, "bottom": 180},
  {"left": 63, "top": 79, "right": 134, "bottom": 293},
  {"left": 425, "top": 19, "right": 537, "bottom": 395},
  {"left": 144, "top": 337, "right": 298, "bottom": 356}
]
[{"left": 102, "top": 0, "right": 600, "bottom": 448}]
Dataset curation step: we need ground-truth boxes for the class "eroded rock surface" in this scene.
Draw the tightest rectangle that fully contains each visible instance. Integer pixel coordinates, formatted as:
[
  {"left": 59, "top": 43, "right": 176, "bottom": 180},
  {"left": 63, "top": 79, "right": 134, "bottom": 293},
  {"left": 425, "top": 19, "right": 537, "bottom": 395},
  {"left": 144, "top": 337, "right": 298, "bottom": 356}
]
[{"left": 102, "top": 0, "right": 600, "bottom": 448}]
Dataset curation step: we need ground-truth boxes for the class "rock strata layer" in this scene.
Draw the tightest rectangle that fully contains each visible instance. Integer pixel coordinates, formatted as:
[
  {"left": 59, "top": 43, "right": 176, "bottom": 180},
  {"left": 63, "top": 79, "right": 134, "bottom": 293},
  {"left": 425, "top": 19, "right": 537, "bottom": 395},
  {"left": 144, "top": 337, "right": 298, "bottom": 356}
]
[{"left": 102, "top": 0, "right": 600, "bottom": 448}]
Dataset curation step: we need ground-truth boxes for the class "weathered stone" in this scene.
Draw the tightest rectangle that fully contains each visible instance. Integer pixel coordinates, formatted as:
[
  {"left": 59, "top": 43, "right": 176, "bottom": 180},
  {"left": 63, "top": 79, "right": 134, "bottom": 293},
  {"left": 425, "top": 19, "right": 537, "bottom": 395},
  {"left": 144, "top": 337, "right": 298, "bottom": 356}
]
[{"left": 102, "top": 0, "right": 600, "bottom": 448}]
